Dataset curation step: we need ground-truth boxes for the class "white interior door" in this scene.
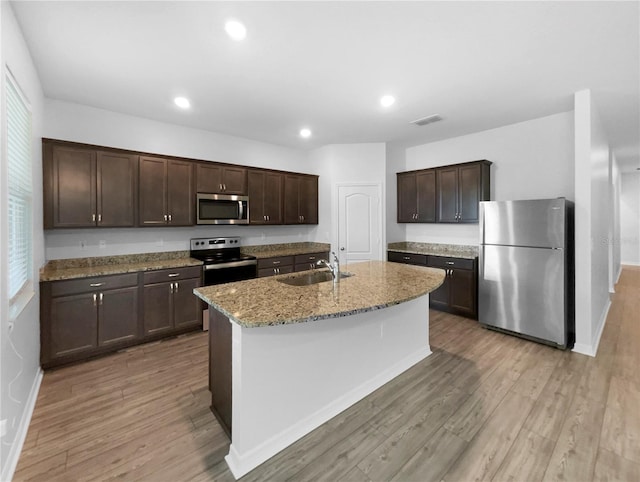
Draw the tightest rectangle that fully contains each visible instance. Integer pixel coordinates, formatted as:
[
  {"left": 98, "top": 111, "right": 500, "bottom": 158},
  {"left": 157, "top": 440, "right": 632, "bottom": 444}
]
[{"left": 337, "top": 184, "right": 382, "bottom": 266}]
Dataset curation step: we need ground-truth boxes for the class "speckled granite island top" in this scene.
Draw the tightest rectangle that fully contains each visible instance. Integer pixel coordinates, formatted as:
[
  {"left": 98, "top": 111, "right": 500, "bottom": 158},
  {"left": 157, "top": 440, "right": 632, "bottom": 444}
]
[
  {"left": 40, "top": 251, "right": 203, "bottom": 282},
  {"left": 194, "top": 260, "right": 445, "bottom": 328},
  {"left": 388, "top": 241, "right": 478, "bottom": 259}
]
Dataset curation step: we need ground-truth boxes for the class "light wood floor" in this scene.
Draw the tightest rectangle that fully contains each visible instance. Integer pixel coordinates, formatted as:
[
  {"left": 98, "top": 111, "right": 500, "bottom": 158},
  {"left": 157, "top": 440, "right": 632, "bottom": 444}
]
[{"left": 14, "top": 267, "right": 640, "bottom": 481}]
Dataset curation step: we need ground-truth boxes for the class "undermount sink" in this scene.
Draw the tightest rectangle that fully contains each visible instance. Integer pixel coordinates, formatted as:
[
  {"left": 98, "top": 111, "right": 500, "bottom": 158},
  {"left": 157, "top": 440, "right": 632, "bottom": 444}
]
[{"left": 278, "top": 270, "right": 354, "bottom": 286}]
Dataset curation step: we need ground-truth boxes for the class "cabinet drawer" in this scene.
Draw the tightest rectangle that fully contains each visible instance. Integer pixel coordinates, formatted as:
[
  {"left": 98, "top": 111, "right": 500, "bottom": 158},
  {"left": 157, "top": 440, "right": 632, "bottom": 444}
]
[
  {"left": 143, "top": 266, "right": 202, "bottom": 285},
  {"left": 257, "top": 256, "right": 294, "bottom": 270},
  {"left": 387, "top": 251, "right": 427, "bottom": 266},
  {"left": 50, "top": 273, "right": 138, "bottom": 297},
  {"left": 427, "top": 256, "right": 475, "bottom": 271},
  {"left": 258, "top": 265, "right": 294, "bottom": 278},
  {"left": 294, "top": 252, "right": 329, "bottom": 266}
]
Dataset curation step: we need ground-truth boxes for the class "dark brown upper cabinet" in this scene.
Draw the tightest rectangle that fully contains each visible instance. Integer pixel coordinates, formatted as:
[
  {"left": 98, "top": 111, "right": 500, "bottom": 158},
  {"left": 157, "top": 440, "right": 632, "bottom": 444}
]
[
  {"left": 43, "top": 141, "right": 138, "bottom": 229},
  {"left": 396, "top": 160, "right": 491, "bottom": 224},
  {"left": 139, "top": 156, "right": 194, "bottom": 226},
  {"left": 284, "top": 174, "right": 318, "bottom": 224},
  {"left": 196, "top": 162, "right": 247, "bottom": 195},
  {"left": 436, "top": 161, "right": 491, "bottom": 223},
  {"left": 247, "top": 169, "right": 284, "bottom": 224},
  {"left": 397, "top": 169, "right": 436, "bottom": 223}
]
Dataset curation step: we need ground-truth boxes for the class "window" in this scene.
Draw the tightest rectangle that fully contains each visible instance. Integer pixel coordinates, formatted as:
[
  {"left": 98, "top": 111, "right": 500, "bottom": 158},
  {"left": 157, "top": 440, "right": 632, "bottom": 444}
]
[{"left": 6, "top": 70, "right": 33, "bottom": 319}]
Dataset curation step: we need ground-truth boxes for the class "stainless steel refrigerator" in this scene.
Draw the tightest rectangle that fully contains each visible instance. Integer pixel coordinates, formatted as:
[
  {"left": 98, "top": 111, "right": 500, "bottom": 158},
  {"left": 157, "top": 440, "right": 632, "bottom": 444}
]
[{"left": 479, "top": 198, "right": 574, "bottom": 349}]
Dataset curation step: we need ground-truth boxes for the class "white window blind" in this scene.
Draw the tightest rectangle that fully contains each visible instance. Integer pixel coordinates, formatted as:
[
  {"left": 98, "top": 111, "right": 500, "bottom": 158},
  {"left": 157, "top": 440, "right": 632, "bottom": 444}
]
[{"left": 6, "top": 72, "right": 33, "bottom": 305}]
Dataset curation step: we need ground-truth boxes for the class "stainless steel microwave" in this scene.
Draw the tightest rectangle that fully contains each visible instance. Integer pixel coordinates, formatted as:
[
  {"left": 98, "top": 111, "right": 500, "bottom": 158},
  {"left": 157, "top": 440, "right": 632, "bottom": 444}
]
[{"left": 196, "top": 193, "right": 249, "bottom": 225}]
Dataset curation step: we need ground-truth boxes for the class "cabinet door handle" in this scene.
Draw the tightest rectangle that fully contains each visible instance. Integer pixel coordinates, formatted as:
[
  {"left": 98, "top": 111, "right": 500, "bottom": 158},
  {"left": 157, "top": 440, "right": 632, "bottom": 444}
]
[
  {"left": 97, "top": 214, "right": 102, "bottom": 223},
  {"left": 168, "top": 214, "right": 172, "bottom": 222},
  {"left": 93, "top": 293, "right": 97, "bottom": 306},
  {"left": 164, "top": 214, "right": 168, "bottom": 222},
  {"left": 99, "top": 293, "right": 103, "bottom": 305},
  {"left": 174, "top": 282, "right": 179, "bottom": 292},
  {"left": 267, "top": 215, "right": 270, "bottom": 221},
  {"left": 92, "top": 214, "right": 96, "bottom": 222},
  {"left": 168, "top": 273, "right": 180, "bottom": 277},
  {"left": 170, "top": 282, "right": 174, "bottom": 293}
]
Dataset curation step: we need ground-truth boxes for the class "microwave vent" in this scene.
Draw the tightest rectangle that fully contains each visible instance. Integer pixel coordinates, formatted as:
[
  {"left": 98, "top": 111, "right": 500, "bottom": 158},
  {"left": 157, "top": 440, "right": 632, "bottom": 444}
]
[{"left": 410, "top": 114, "right": 443, "bottom": 127}]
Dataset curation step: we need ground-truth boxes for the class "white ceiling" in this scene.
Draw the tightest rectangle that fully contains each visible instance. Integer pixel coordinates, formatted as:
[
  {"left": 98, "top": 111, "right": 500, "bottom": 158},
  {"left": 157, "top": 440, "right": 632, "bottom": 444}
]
[{"left": 11, "top": 1, "right": 640, "bottom": 170}]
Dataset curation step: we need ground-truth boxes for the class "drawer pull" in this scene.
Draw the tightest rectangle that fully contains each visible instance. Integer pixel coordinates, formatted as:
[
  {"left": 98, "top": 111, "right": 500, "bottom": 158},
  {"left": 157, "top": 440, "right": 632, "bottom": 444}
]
[
  {"left": 309, "top": 257, "right": 315, "bottom": 260},
  {"left": 168, "top": 273, "right": 180, "bottom": 278},
  {"left": 446, "top": 261, "right": 455, "bottom": 265},
  {"left": 403, "top": 256, "right": 410, "bottom": 260},
  {"left": 272, "top": 261, "right": 281, "bottom": 265},
  {"left": 89, "top": 282, "right": 105, "bottom": 287}
]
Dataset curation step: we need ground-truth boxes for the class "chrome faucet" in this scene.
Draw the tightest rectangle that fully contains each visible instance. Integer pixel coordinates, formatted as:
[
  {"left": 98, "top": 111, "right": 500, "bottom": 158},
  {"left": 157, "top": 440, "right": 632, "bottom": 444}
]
[
  {"left": 316, "top": 252, "right": 341, "bottom": 283},
  {"left": 316, "top": 258, "right": 336, "bottom": 278}
]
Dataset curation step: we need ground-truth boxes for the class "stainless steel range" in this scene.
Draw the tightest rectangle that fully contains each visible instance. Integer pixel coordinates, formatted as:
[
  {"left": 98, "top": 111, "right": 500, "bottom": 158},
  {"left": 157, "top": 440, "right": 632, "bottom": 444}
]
[{"left": 190, "top": 237, "right": 257, "bottom": 286}]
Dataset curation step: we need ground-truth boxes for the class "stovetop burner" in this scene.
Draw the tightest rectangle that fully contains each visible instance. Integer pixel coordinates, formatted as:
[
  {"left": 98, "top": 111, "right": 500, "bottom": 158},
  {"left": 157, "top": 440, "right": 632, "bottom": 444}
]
[{"left": 190, "top": 236, "right": 256, "bottom": 265}]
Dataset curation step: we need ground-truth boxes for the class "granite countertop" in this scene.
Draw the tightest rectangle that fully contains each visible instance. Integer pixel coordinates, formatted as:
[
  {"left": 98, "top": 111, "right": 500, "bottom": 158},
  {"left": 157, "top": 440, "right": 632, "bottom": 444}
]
[
  {"left": 241, "top": 242, "right": 331, "bottom": 259},
  {"left": 40, "top": 251, "right": 203, "bottom": 282},
  {"left": 194, "top": 260, "right": 445, "bottom": 328},
  {"left": 388, "top": 242, "right": 478, "bottom": 260},
  {"left": 39, "top": 243, "right": 331, "bottom": 282}
]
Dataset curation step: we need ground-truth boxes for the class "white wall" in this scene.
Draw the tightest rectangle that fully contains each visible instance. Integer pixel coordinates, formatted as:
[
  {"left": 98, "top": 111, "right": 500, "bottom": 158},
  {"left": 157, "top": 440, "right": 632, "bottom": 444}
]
[
  {"left": 43, "top": 100, "right": 320, "bottom": 259},
  {"left": 310, "top": 143, "right": 386, "bottom": 255},
  {"left": 396, "top": 112, "right": 574, "bottom": 245},
  {"left": 609, "top": 153, "right": 622, "bottom": 288},
  {"left": 0, "top": 2, "right": 45, "bottom": 479},
  {"left": 574, "top": 89, "right": 612, "bottom": 356},
  {"left": 620, "top": 172, "right": 640, "bottom": 264},
  {"left": 385, "top": 142, "right": 406, "bottom": 244}
]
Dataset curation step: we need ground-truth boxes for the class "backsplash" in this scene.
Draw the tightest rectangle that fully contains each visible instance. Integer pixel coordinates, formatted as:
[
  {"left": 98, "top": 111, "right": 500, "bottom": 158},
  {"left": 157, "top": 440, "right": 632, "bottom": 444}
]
[{"left": 44, "top": 225, "right": 322, "bottom": 260}]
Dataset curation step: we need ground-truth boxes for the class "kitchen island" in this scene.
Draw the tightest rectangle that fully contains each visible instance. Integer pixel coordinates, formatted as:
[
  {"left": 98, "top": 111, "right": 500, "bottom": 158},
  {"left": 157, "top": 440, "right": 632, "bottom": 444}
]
[{"left": 193, "top": 260, "right": 445, "bottom": 479}]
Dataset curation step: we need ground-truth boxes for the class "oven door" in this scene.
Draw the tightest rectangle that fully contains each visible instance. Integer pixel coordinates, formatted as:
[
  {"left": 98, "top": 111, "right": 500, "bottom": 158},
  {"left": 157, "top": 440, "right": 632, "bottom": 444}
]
[
  {"left": 203, "top": 260, "right": 257, "bottom": 285},
  {"left": 197, "top": 193, "right": 249, "bottom": 225}
]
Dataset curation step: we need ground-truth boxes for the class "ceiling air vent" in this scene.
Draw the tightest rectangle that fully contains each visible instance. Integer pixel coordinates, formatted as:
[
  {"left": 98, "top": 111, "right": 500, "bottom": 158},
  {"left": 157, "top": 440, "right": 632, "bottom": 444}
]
[{"left": 410, "top": 114, "right": 442, "bottom": 127}]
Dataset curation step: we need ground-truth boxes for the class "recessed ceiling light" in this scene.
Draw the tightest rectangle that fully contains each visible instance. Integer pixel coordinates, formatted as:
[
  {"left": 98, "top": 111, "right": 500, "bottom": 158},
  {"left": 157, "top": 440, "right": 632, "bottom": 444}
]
[
  {"left": 380, "top": 95, "right": 396, "bottom": 108},
  {"left": 225, "top": 20, "right": 247, "bottom": 41},
  {"left": 174, "top": 97, "right": 190, "bottom": 109},
  {"left": 299, "top": 128, "right": 312, "bottom": 139}
]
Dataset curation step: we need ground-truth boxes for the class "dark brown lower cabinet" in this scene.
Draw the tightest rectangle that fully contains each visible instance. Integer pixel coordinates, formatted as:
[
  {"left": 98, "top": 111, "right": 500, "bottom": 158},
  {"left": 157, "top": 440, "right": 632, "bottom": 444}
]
[
  {"left": 143, "top": 268, "right": 202, "bottom": 335},
  {"left": 257, "top": 252, "right": 330, "bottom": 277},
  {"left": 387, "top": 251, "right": 478, "bottom": 319},
  {"left": 98, "top": 287, "right": 139, "bottom": 346},
  {"left": 209, "top": 308, "right": 232, "bottom": 438},
  {"left": 41, "top": 267, "right": 202, "bottom": 369}
]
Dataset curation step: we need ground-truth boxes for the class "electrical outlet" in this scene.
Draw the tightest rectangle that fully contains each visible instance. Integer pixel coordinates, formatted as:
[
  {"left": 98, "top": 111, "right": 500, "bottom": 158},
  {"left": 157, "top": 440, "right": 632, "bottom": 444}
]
[
  {"left": 99, "top": 240, "right": 106, "bottom": 249},
  {"left": 0, "top": 419, "right": 7, "bottom": 439}
]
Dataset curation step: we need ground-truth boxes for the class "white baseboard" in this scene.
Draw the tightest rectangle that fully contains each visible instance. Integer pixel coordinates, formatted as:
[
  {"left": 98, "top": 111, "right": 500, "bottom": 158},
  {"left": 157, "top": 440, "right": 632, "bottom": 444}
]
[
  {"left": 621, "top": 261, "right": 640, "bottom": 266},
  {"left": 225, "top": 346, "right": 431, "bottom": 479},
  {"left": 572, "top": 298, "right": 611, "bottom": 358},
  {"left": 1, "top": 368, "right": 43, "bottom": 482},
  {"left": 616, "top": 265, "right": 623, "bottom": 284}
]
